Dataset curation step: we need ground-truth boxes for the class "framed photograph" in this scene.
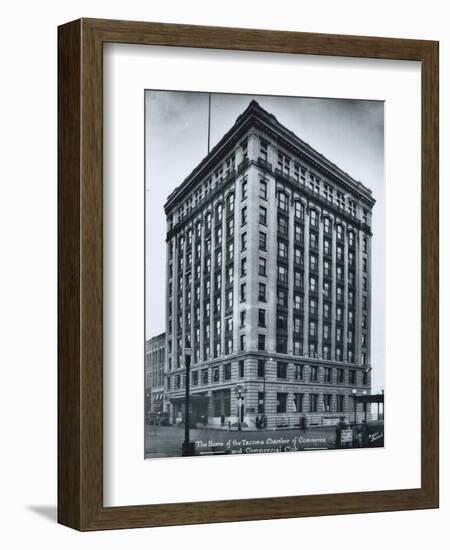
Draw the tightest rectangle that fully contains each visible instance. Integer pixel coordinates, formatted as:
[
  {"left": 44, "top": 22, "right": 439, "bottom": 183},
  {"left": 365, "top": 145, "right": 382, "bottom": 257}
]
[{"left": 58, "top": 18, "right": 439, "bottom": 530}]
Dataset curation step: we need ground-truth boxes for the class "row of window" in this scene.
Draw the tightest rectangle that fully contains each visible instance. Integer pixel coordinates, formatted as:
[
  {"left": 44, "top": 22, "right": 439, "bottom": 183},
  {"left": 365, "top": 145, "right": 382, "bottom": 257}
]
[{"left": 167, "top": 358, "right": 368, "bottom": 390}]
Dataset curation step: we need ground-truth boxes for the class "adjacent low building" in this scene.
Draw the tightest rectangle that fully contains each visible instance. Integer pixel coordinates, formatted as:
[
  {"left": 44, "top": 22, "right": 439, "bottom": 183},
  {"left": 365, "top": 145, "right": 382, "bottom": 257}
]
[
  {"left": 161, "top": 100, "right": 375, "bottom": 428},
  {"left": 145, "top": 332, "right": 166, "bottom": 416}
]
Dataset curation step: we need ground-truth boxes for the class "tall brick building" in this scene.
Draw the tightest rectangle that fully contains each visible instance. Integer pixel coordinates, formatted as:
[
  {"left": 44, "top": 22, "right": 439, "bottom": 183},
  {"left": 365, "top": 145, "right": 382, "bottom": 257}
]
[{"left": 163, "top": 100, "right": 375, "bottom": 428}]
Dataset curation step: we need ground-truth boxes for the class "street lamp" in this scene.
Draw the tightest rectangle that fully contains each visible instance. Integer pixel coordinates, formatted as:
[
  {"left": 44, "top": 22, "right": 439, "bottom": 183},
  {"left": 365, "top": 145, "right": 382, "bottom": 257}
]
[
  {"left": 362, "top": 390, "right": 368, "bottom": 423},
  {"left": 181, "top": 338, "right": 194, "bottom": 457},
  {"left": 352, "top": 389, "right": 357, "bottom": 425}
]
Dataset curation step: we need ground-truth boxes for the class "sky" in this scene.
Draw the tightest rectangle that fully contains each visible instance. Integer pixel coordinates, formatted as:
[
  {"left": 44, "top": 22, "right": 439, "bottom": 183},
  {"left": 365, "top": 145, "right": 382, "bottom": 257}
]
[{"left": 145, "top": 91, "right": 385, "bottom": 392}]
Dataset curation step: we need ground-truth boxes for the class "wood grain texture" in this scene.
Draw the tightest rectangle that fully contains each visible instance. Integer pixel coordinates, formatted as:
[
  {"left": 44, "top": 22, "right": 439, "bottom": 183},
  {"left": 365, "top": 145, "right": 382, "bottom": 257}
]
[{"left": 57, "top": 18, "right": 439, "bottom": 531}]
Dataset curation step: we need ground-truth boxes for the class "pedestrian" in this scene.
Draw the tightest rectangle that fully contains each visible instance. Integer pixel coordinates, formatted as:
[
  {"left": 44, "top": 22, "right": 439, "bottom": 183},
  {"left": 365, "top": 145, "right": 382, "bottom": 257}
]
[
  {"left": 221, "top": 414, "right": 225, "bottom": 428},
  {"left": 255, "top": 415, "right": 260, "bottom": 429},
  {"left": 300, "top": 415, "right": 307, "bottom": 431}
]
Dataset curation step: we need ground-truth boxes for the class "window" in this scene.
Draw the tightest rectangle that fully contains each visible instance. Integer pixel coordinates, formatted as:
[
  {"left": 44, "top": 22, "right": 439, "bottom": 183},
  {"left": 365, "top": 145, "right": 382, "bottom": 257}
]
[
  {"left": 294, "top": 393, "right": 304, "bottom": 413},
  {"left": 239, "top": 360, "right": 245, "bottom": 378},
  {"left": 278, "top": 215, "right": 289, "bottom": 236},
  {"left": 240, "top": 334, "right": 246, "bottom": 351},
  {"left": 259, "top": 231, "right": 267, "bottom": 251},
  {"left": 294, "top": 224, "right": 303, "bottom": 243},
  {"left": 323, "top": 345, "right": 330, "bottom": 360},
  {"left": 241, "top": 257, "right": 247, "bottom": 277},
  {"left": 256, "top": 360, "right": 265, "bottom": 379},
  {"left": 349, "top": 370, "right": 356, "bottom": 385},
  {"left": 336, "top": 327, "right": 342, "bottom": 343},
  {"left": 241, "top": 179, "right": 248, "bottom": 200},
  {"left": 324, "top": 325, "right": 331, "bottom": 340},
  {"left": 294, "top": 364, "right": 304, "bottom": 380},
  {"left": 259, "top": 206, "right": 267, "bottom": 225},
  {"left": 323, "top": 394, "right": 332, "bottom": 412},
  {"left": 324, "top": 367, "right": 332, "bottom": 383},
  {"left": 337, "top": 245, "right": 344, "bottom": 261},
  {"left": 277, "top": 312, "right": 287, "bottom": 330},
  {"left": 294, "top": 247, "right": 303, "bottom": 266},
  {"left": 259, "top": 283, "right": 267, "bottom": 301},
  {"left": 337, "top": 369, "right": 345, "bottom": 383},
  {"left": 336, "top": 224, "right": 343, "bottom": 240},
  {"left": 336, "top": 347, "right": 342, "bottom": 361},
  {"left": 294, "top": 201, "right": 305, "bottom": 220},
  {"left": 258, "top": 334, "right": 266, "bottom": 351},
  {"left": 310, "top": 210, "right": 318, "bottom": 227},
  {"left": 226, "top": 290, "right": 233, "bottom": 310},
  {"left": 323, "top": 281, "right": 330, "bottom": 297},
  {"left": 310, "top": 276, "right": 317, "bottom": 293},
  {"left": 258, "top": 309, "right": 266, "bottom": 327},
  {"left": 277, "top": 336, "right": 287, "bottom": 353},
  {"left": 278, "top": 241, "right": 288, "bottom": 259},
  {"left": 259, "top": 139, "right": 268, "bottom": 162},
  {"left": 240, "top": 310, "right": 246, "bottom": 327},
  {"left": 259, "top": 257, "right": 267, "bottom": 276},
  {"left": 227, "top": 218, "right": 234, "bottom": 237},
  {"left": 215, "top": 273, "right": 222, "bottom": 291},
  {"left": 293, "top": 293, "right": 303, "bottom": 312},
  {"left": 192, "top": 370, "right": 199, "bottom": 386},
  {"left": 278, "top": 192, "right": 288, "bottom": 211},
  {"left": 363, "top": 209, "right": 368, "bottom": 224},
  {"left": 259, "top": 180, "right": 267, "bottom": 200},
  {"left": 348, "top": 230, "right": 354, "bottom": 246},
  {"left": 240, "top": 283, "right": 246, "bottom": 302},
  {"left": 224, "top": 363, "right": 232, "bottom": 380},
  {"left": 241, "top": 232, "right": 247, "bottom": 251},
  {"left": 241, "top": 138, "right": 248, "bottom": 160},
  {"left": 278, "top": 288, "right": 288, "bottom": 307},
  {"left": 227, "top": 242, "right": 234, "bottom": 262},
  {"left": 337, "top": 285, "right": 343, "bottom": 302},
  {"left": 293, "top": 316, "right": 302, "bottom": 334},
  {"left": 202, "top": 369, "right": 209, "bottom": 384},
  {"left": 310, "top": 254, "right": 318, "bottom": 271},
  {"left": 309, "top": 320, "right": 317, "bottom": 338},
  {"left": 226, "top": 317, "right": 232, "bottom": 334},
  {"left": 309, "top": 298, "right": 318, "bottom": 316},
  {"left": 337, "top": 266, "right": 343, "bottom": 281},
  {"left": 278, "top": 151, "right": 290, "bottom": 175},
  {"left": 227, "top": 193, "right": 235, "bottom": 213},
  {"left": 278, "top": 265, "right": 288, "bottom": 283},
  {"left": 227, "top": 266, "right": 233, "bottom": 285},
  {"left": 216, "top": 203, "right": 223, "bottom": 223},
  {"left": 310, "top": 366, "right": 318, "bottom": 381},
  {"left": 277, "top": 393, "right": 288, "bottom": 413},
  {"left": 310, "top": 393, "right": 319, "bottom": 413},
  {"left": 324, "top": 239, "right": 331, "bottom": 256},
  {"left": 309, "top": 231, "right": 318, "bottom": 250},
  {"left": 293, "top": 339, "right": 303, "bottom": 356},
  {"left": 337, "top": 395, "right": 345, "bottom": 412},
  {"left": 241, "top": 206, "right": 247, "bottom": 226},
  {"left": 363, "top": 258, "right": 368, "bottom": 273},
  {"left": 294, "top": 270, "right": 303, "bottom": 289},
  {"left": 213, "top": 367, "right": 220, "bottom": 383}
]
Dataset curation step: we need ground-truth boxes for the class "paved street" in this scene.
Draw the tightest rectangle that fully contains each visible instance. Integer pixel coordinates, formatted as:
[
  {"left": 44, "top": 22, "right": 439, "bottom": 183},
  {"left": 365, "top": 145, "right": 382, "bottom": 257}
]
[{"left": 145, "top": 424, "right": 340, "bottom": 459}]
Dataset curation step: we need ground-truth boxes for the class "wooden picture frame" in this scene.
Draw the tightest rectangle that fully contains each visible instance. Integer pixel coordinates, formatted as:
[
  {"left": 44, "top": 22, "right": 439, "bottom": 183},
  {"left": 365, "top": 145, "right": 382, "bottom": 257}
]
[{"left": 58, "top": 18, "right": 439, "bottom": 531}]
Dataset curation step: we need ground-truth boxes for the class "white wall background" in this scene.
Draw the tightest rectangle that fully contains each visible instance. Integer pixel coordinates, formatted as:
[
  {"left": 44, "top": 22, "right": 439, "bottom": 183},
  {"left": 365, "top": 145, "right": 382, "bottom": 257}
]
[{"left": 0, "top": 0, "right": 447, "bottom": 547}]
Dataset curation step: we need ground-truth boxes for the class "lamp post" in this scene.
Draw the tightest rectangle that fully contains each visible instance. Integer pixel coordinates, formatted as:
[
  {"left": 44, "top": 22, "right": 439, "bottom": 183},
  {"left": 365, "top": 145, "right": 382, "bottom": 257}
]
[
  {"left": 362, "top": 390, "right": 368, "bottom": 423},
  {"left": 352, "top": 389, "right": 357, "bottom": 425},
  {"left": 181, "top": 338, "right": 194, "bottom": 456}
]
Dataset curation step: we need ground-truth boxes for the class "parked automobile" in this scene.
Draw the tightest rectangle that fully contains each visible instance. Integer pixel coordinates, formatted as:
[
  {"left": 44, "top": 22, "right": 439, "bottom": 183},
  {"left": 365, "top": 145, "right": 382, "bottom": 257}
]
[{"left": 157, "top": 411, "right": 170, "bottom": 426}]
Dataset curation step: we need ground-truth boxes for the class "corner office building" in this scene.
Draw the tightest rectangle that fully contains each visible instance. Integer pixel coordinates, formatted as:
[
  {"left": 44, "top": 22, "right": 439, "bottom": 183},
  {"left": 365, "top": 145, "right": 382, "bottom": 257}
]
[{"left": 163, "top": 100, "right": 376, "bottom": 429}]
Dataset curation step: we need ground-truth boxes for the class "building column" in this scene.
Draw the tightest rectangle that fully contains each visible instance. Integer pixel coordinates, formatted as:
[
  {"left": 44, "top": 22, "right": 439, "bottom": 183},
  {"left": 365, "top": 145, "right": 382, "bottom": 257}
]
[
  {"left": 303, "top": 205, "right": 310, "bottom": 355},
  {"left": 287, "top": 196, "right": 295, "bottom": 354},
  {"left": 318, "top": 214, "right": 324, "bottom": 356},
  {"left": 331, "top": 223, "right": 337, "bottom": 359},
  {"left": 343, "top": 223, "right": 349, "bottom": 362}
]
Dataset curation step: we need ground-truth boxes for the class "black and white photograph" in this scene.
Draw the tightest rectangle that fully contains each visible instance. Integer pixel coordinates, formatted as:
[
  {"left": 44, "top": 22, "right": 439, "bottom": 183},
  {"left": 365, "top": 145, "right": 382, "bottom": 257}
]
[{"left": 144, "top": 91, "right": 385, "bottom": 459}]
